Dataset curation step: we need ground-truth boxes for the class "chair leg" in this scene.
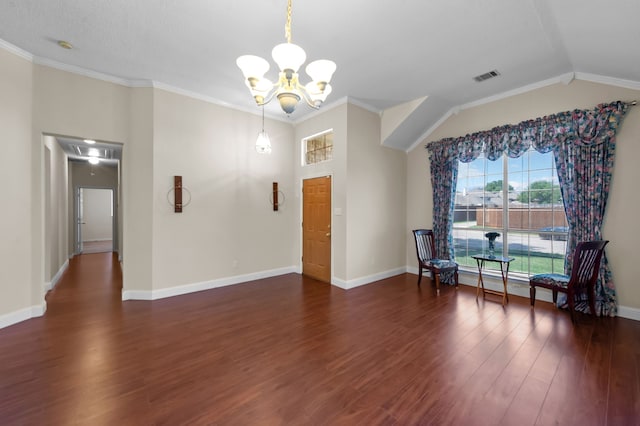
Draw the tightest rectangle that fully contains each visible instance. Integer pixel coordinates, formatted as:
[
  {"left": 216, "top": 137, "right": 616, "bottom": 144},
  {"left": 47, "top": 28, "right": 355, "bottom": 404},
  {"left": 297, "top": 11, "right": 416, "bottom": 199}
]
[
  {"left": 567, "top": 289, "right": 576, "bottom": 322},
  {"left": 530, "top": 285, "right": 536, "bottom": 307},
  {"left": 435, "top": 274, "right": 441, "bottom": 295},
  {"left": 589, "top": 284, "right": 597, "bottom": 317},
  {"left": 454, "top": 270, "right": 459, "bottom": 290},
  {"left": 552, "top": 290, "right": 558, "bottom": 305},
  {"left": 417, "top": 268, "right": 422, "bottom": 287}
]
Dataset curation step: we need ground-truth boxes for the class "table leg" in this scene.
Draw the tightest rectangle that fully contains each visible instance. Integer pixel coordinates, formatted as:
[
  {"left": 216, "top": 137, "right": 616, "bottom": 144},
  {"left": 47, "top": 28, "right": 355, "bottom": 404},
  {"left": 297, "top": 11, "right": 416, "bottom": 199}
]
[
  {"left": 475, "top": 259, "right": 484, "bottom": 300},
  {"left": 499, "top": 261, "right": 510, "bottom": 305}
]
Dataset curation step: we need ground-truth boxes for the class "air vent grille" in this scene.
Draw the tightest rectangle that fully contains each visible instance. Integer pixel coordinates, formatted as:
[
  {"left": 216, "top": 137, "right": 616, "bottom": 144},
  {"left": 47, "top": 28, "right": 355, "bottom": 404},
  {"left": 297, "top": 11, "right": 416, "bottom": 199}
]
[{"left": 473, "top": 70, "right": 501, "bottom": 82}]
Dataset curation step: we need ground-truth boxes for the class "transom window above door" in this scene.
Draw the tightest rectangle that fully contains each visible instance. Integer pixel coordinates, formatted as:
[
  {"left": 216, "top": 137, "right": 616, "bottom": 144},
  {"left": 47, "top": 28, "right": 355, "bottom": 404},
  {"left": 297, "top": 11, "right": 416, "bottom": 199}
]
[{"left": 302, "top": 130, "right": 333, "bottom": 166}]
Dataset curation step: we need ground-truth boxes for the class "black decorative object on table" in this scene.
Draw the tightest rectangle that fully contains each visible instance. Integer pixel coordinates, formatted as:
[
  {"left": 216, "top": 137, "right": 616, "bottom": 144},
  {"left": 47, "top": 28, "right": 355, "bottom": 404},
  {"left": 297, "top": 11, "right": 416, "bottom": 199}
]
[{"left": 485, "top": 232, "right": 500, "bottom": 257}]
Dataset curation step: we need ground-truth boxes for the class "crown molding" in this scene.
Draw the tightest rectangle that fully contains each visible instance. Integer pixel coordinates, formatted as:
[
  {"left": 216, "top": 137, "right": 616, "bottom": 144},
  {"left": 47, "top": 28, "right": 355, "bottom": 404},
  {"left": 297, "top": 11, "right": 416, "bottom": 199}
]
[
  {"left": 289, "top": 96, "right": 349, "bottom": 125},
  {"left": 33, "top": 56, "right": 135, "bottom": 87},
  {"left": 405, "top": 71, "right": 631, "bottom": 152},
  {"left": 0, "top": 38, "right": 33, "bottom": 61},
  {"left": 346, "top": 97, "right": 382, "bottom": 115},
  {"left": 150, "top": 81, "right": 291, "bottom": 123},
  {"left": 0, "top": 37, "right": 291, "bottom": 123},
  {"left": 289, "top": 96, "right": 381, "bottom": 125},
  {"left": 459, "top": 72, "right": 576, "bottom": 111},
  {"left": 574, "top": 72, "right": 640, "bottom": 91}
]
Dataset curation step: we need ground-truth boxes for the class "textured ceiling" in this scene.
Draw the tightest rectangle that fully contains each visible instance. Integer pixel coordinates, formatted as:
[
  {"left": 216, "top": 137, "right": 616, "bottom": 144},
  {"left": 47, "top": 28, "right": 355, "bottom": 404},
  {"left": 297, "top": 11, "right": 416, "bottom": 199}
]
[{"left": 1, "top": 0, "right": 639, "bottom": 151}]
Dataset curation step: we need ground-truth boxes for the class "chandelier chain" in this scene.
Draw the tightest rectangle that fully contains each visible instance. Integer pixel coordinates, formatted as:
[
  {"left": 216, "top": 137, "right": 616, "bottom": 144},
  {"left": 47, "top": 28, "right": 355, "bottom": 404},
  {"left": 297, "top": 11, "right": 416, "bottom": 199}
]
[{"left": 285, "top": 0, "right": 292, "bottom": 43}]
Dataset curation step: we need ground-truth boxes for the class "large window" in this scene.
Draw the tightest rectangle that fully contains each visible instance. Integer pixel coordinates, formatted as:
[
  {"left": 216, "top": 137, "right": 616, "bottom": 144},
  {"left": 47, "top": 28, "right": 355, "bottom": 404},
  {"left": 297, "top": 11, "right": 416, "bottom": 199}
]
[{"left": 453, "top": 147, "right": 568, "bottom": 277}]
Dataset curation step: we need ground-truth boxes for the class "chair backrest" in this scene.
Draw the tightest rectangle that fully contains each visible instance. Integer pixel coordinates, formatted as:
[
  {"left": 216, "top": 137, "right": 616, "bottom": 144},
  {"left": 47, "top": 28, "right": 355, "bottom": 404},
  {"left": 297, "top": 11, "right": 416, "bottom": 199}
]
[
  {"left": 568, "top": 240, "right": 609, "bottom": 290},
  {"left": 413, "top": 229, "right": 436, "bottom": 264}
]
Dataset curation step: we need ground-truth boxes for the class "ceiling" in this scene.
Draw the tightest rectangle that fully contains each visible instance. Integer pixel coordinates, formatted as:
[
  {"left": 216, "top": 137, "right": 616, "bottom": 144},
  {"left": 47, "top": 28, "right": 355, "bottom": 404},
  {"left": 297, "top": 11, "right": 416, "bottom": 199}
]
[
  {"left": 57, "top": 137, "right": 121, "bottom": 166},
  {"left": 1, "top": 0, "right": 639, "bottom": 152}
]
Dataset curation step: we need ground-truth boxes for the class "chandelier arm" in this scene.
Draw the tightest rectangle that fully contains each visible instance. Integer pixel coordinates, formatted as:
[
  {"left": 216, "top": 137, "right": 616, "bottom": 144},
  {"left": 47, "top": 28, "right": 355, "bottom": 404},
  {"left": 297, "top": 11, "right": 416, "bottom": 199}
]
[
  {"left": 258, "top": 87, "right": 279, "bottom": 106},
  {"left": 299, "top": 86, "right": 321, "bottom": 110}
]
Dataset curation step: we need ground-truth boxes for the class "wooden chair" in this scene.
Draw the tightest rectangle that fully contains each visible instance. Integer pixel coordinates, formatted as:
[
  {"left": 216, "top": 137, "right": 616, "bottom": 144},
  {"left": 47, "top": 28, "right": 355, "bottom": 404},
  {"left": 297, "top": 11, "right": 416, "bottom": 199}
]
[
  {"left": 529, "top": 240, "right": 609, "bottom": 320},
  {"left": 412, "top": 229, "right": 459, "bottom": 295}
]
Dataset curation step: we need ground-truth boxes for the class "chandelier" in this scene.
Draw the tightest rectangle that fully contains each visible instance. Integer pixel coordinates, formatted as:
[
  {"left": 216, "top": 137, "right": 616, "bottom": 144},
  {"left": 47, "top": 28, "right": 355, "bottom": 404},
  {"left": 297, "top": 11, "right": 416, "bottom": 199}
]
[{"left": 236, "top": 0, "right": 336, "bottom": 115}]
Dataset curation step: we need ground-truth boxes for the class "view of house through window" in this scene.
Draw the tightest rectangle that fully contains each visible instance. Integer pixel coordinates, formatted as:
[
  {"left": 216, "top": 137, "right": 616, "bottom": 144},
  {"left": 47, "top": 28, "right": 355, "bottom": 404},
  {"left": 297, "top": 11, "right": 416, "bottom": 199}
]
[
  {"left": 453, "top": 147, "right": 568, "bottom": 277},
  {"left": 303, "top": 131, "right": 333, "bottom": 166}
]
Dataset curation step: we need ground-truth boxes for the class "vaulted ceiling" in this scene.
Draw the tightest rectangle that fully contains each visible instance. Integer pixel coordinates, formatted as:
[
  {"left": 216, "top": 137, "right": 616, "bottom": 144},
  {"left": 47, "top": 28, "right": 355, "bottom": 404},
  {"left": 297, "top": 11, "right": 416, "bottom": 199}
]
[{"left": 1, "top": 0, "right": 639, "bottom": 151}]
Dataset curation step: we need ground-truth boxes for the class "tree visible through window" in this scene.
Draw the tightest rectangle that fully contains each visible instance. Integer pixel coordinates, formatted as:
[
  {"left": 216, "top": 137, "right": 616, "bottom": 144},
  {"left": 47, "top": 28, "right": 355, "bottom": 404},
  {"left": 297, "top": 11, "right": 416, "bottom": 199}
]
[{"left": 453, "top": 147, "right": 568, "bottom": 277}]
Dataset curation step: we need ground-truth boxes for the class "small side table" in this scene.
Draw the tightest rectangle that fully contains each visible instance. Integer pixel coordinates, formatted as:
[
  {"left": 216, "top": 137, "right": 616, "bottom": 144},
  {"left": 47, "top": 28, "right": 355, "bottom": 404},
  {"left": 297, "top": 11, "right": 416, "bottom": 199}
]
[{"left": 472, "top": 255, "right": 515, "bottom": 305}]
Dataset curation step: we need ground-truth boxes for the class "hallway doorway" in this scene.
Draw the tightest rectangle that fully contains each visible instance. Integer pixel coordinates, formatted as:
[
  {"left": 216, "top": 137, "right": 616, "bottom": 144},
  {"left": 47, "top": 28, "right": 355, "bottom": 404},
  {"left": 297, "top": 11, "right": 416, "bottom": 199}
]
[{"left": 76, "top": 187, "right": 114, "bottom": 254}]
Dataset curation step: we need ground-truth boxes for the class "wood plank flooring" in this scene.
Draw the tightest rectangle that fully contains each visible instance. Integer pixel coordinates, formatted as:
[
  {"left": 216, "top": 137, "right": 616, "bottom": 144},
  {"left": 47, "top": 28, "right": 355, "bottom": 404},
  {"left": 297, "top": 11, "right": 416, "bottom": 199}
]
[{"left": 1, "top": 253, "right": 639, "bottom": 425}]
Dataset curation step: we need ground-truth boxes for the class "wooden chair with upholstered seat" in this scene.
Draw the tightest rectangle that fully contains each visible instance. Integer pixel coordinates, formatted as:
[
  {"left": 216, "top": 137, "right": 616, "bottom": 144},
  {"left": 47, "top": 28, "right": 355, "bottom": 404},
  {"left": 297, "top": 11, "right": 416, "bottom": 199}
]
[
  {"left": 529, "top": 240, "right": 609, "bottom": 321},
  {"left": 412, "top": 229, "right": 459, "bottom": 295}
]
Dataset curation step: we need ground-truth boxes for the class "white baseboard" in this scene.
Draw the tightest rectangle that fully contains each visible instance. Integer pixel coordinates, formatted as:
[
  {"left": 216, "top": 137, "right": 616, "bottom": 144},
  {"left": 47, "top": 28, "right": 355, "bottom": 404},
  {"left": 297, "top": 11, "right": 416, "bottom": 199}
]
[
  {"left": 332, "top": 267, "right": 407, "bottom": 290},
  {"left": 44, "top": 259, "right": 69, "bottom": 292},
  {"left": 0, "top": 304, "right": 46, "bottom": 330},
  {"left": 618, "top": 305, "right": 640, "bottom": 321},
  {"left": 122, "top": 266, "right": 298, "bottom": 301}
]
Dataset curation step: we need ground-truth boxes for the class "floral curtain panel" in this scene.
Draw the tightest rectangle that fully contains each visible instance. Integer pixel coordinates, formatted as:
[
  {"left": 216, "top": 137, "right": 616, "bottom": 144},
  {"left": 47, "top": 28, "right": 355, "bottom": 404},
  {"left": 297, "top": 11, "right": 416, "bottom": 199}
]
[{"left": 425, "top": 101, "right": 630, "bottom": 315}]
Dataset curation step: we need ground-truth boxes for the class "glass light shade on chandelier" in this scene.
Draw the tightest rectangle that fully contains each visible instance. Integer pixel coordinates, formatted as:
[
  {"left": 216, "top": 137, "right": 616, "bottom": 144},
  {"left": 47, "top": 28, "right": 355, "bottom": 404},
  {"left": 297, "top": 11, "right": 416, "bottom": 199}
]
[
  {"left": 236, "top": 0, "right": 336, "bottom": 115},
  {"left": 256, "top": 130, "right": 272, "bottom": 154},
  {"left": 256, "top": 105, "right": 272, "bottom": 154}
]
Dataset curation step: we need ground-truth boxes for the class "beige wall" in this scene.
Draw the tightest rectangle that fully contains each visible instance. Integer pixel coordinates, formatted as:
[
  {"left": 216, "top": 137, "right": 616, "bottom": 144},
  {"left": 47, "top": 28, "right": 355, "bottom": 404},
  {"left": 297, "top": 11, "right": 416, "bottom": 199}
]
[
  {"left": 123, "top": 88, "right": 154, "bottom": 292},
  {"left": 346, "top": 104, "right": 407, "bottom": 281},
  {"left": 43, "top": 135, "right": 69, "bottom": 283},
  {"left": 151, "top": 89, "right": 297, "bottom": 290},
  {"left": 0, "top": 49, "right": 32, "bottom": 317},
  {"left": 407, "top": 80, "right": 640, "bottom": 310}
]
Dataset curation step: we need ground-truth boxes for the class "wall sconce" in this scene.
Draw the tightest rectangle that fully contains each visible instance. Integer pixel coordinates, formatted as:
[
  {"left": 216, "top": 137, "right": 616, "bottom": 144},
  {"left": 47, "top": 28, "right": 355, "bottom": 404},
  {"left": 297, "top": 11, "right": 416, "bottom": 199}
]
[
  {"left": 167, "top": 175, "right": 191, "bottom": 213},
  {"left": 270, "top": 182, "right": 285, "bottom": 211}
]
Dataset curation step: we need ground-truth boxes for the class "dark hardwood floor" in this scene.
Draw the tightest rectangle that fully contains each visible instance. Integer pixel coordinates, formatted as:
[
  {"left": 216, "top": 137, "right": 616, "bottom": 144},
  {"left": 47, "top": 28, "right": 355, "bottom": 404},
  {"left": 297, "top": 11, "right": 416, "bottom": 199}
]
[{"left": 1, "top": 253, "right": 639, "bottom": 425}]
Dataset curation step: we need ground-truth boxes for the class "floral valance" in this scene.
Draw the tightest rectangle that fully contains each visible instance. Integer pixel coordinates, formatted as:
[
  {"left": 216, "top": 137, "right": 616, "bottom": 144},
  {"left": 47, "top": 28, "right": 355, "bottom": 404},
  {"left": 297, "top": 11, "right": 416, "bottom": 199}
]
[{"left": 425, "top": 101, "right": 630, "bottom": 163}]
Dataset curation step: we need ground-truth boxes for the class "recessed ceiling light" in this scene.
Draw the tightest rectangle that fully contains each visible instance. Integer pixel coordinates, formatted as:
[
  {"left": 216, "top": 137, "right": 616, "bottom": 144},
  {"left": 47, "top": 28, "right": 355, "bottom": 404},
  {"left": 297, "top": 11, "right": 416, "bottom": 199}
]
[
  {"left": 57, "top": 40, "right": 73, "bottom": 50},
  {"left": 83, "top": 139, "right": 96, "bottom": 144},
  {"left": 88, "top": 158, "right": 100, "bottom": 165}
]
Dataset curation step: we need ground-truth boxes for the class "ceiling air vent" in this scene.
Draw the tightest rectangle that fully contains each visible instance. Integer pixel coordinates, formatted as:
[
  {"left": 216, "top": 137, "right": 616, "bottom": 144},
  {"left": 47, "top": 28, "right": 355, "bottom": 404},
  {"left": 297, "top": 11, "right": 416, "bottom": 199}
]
[{"left": 473, "top": 70, "right": 501, "bottom": 82}]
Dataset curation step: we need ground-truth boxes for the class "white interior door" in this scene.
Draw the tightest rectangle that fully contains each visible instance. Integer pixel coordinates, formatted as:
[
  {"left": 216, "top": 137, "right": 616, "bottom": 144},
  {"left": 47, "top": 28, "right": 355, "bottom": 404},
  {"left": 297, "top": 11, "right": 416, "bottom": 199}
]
[{"left": 76, "top": 188, "right": 114, "bottom": 253}]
